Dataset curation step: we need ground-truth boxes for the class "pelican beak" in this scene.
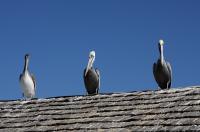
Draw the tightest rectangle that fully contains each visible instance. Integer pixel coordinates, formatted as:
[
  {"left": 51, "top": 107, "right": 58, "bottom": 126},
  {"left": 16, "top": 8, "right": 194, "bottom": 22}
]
[{"left": 85, "top": 57, "right": 93, "bottom": 77}]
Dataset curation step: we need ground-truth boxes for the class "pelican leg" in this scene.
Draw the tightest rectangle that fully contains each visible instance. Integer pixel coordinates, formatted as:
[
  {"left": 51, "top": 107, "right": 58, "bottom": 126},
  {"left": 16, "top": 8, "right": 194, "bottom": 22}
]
[
  {"left": 167, "top": 81, "right": 170, "bottom": 90},
  {"left": 167, "top": 82, "right": 170, "bottom": 90},
  {"left": 31, "top": 95, "right": 34, "bottom": 99},
  {"left": 20, "top": 93, "right": 26, "bottom": 101},
  {"left": 22, "top": 93, "right": 26, "bottom": 100},
  {"left": 96, "top": 88, "right": 99, "bottom": 95},
  {"left": 167, "top": 82, "right": 169, "bottom": 89}
]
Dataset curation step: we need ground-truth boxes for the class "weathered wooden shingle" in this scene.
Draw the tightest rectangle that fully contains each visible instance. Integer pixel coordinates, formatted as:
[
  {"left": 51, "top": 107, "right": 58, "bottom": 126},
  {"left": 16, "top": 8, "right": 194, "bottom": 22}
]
[{"left": 1, "top": 86, "right": 200, "bottom": 131}]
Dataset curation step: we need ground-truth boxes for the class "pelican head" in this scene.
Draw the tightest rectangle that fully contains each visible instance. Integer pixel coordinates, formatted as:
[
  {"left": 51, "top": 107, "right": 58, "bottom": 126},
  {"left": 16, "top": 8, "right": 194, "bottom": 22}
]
[
  {"left": 24, "top": 54, "right": 30, "bottom": 72},
  {"left": 159, "top": 39, "right": 164, "bottom": 46},
  {"left": 25, "top": 54, "right": 30, "bottom": 60},
  {"left": 85, "top": 51, "right": 96, "bottom": 76},
  {"left": 158, "top": 39, "right": 165, "bottom": 64},
  {"left": 158, "top": 39, "right": 164, "bottom": 54}
]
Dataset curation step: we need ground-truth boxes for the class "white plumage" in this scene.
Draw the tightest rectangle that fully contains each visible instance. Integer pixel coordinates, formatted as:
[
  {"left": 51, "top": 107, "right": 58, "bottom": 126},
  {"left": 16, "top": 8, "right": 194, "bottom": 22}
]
[
  {"left": 19, "top": 54, "right": 36, "bottom": 99},
  {"left": 20, "top": 72, "right": 35, "bottom": 98}
]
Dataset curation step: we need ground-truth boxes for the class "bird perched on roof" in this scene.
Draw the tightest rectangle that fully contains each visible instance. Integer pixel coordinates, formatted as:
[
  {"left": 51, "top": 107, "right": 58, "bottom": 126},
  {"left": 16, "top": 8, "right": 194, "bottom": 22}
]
[
  {"left": 19, "top": 54, "right": 36, "bottom": 99},
  {"left": 83, "top": 51, "right": 100, "bottom": 95},
  {"left": 153, "top": 39, "right": 172, "bottom": 90}
]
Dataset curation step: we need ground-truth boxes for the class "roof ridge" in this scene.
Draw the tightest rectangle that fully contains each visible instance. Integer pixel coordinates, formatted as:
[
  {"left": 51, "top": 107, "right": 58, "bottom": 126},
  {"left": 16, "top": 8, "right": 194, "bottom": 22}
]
[{"left": 0, "top": 86, "right": 200, "bottom": 103}]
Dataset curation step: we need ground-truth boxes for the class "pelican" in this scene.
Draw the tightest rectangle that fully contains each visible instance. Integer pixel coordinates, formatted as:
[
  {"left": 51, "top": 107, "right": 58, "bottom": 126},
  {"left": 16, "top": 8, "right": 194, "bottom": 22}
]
[
  {"left": 83, "top": 51, "right": 100, "bottom": 95},
  {"left": 19, "top": 54, "right": 36, "bottom": 99},
  {"left": 153, "top": 40, "right": 172, "bottom": 89}
]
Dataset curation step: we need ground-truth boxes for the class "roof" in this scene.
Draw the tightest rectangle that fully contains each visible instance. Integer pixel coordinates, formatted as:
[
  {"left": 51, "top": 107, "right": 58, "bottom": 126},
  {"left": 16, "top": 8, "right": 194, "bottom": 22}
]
[{"left": 1, "top": 86, "right": 200, "bottom": 131}]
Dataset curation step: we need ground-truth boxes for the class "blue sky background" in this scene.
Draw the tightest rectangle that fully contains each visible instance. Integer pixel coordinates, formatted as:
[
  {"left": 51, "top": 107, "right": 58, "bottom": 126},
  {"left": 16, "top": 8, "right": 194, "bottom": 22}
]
[{"left": 0, "top": 1, "right": 200, "bottom": 100}]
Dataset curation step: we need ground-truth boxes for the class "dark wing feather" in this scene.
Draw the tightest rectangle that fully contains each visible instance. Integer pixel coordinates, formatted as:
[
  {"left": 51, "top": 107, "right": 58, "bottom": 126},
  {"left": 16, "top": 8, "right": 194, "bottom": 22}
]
[
  {"left": 31, "top": 74, "right": 36, "bottom": 92},
  {"left": 83, "top": 69, "right": 87, "bottom": 87},
  {"left": 83, "top": 69, "right": 89, "bottom": 94},
  {"left": 166, "top": 62, "right": 172, "bottom": 88},
  {"left": 95, "top": 68, "right": 100, "bottom": 94},
  {"left": 19, "top": 74, "right": 23, "bottom": 82},
  {"left": 153, "top": 63, "right": 159, "bottom": 85}
]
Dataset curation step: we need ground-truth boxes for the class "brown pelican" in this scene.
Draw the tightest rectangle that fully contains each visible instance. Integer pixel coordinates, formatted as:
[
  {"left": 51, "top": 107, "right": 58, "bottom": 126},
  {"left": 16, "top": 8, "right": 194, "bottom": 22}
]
[
  {"left": 19, "top": 54, "right": 36, "bottom": 99},
  {"left": 83, "top": 51, "right": 100, "bottom": 95},
  {"left": 153, "top": 40, "right": 172, "bottom": 89}
]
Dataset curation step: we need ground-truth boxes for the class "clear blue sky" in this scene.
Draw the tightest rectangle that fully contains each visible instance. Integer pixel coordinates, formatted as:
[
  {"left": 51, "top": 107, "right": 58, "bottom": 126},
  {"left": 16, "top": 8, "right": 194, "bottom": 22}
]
[{"left": 0, "top": 1, "right": 200, "bottom": 100}]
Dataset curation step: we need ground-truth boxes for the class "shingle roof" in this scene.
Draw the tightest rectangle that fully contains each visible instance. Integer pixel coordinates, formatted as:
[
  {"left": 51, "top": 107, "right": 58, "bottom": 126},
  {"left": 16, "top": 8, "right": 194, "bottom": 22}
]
[{"left": 1, "top": 86, "right": 200, "bottom": 131}]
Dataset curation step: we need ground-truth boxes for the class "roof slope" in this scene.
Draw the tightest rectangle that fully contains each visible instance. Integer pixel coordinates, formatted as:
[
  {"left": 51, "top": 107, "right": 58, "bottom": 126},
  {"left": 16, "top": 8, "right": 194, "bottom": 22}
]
[{"left": 1, "top": 86, "right": 200, "bottom": 131}]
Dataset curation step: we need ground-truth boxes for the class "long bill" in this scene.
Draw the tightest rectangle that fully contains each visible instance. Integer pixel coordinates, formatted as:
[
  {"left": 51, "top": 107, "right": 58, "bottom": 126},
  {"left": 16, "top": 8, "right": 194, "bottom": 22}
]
[
  {"left": 23, "top": 57, "right": 29, "bottom": 73},
  {"left": 85, "top": 57, "right": 94, "bottom": 77},
  {"left": 160, "top": 44, "right": 164, "bottom": 64}
]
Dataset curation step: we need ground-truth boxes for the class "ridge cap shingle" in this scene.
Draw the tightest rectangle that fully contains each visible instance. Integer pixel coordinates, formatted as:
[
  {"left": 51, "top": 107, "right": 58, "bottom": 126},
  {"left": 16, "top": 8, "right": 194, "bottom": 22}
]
[{"left": 0, "top": 86, "right": 200, "bottom": 103}]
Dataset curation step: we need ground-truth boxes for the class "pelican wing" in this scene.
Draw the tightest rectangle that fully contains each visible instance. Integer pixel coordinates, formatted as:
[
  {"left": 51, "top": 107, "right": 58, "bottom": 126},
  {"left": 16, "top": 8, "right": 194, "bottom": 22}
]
[
  {"left": 83, "top": 69, "right": 87, "bottom": 87},
  {"left": 166, "top": 62, "right": 172, "bottom": 87},
  {"left": 95, "top": 68, "right": 100, "bottom": 94},
  {"left": 19, "top": 74, "right": 23, "bottom": 82},
  {"left": 31, "top": 74, "right": 36, "bottom": 92},
  {"left": 153, "top": 63, "right": 159, "bottom": 85}
]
